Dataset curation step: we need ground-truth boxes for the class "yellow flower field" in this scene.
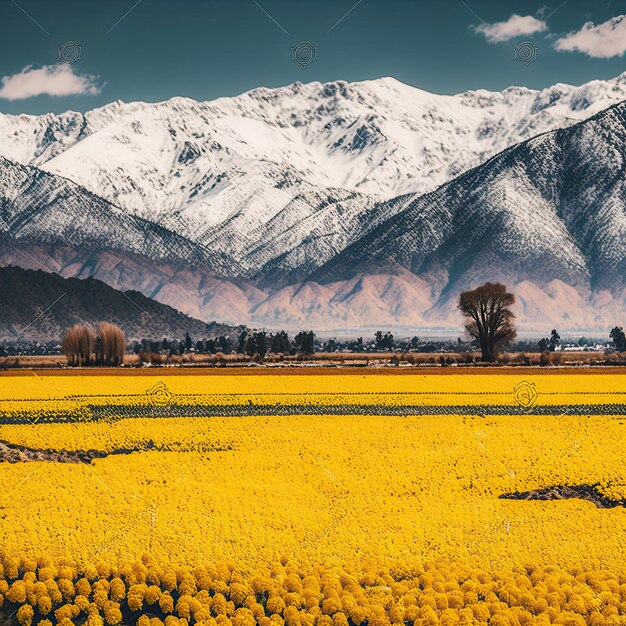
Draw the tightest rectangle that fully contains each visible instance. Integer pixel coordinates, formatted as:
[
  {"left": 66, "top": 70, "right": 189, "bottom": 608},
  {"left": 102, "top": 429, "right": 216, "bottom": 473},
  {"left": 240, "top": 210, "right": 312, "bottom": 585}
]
[{"left": 0, "top": 371, "right": 625, "bottom": 625}]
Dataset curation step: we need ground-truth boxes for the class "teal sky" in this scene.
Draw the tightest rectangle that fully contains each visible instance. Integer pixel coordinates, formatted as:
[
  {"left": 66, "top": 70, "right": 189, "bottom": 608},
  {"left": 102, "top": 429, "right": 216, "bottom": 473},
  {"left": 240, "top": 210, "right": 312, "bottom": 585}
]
[{"left": 0, "top": 0, "right": 624, "bottom": 114}]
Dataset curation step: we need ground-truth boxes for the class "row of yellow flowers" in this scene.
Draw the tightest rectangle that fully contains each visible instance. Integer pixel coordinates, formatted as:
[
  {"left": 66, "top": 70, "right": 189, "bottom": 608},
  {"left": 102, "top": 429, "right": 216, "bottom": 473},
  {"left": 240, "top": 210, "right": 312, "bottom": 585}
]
[
  {"left": 1, "top": 374, "right": 625, "bottom": 419},
  {"left": 4, "top": 557, "right": 626, "bottom": 626},
  {"left": 0, "top": 374, "right": 624, "bottom": 625},
  {"left": 0, "top": 412, "right": 626, "bottom": 571}
]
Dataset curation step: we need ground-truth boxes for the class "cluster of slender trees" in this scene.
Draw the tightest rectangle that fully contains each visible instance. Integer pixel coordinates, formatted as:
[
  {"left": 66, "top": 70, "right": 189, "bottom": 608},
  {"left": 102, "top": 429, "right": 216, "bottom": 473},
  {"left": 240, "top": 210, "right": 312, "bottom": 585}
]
[
  {"left": 538, "top": 329, "right": 561, "bottom": 352},
  {"left": 235, "top": 330, "right": 316, "bottom": 356},
  {"left": 58, "top": 282, "right": 626, "bottom": 367},
  {"left": 127, "top": 330, "right": 317, "bottom": 360},
  {"left": 129, "top": 334, "right": 234, "bottom": 357},
  {"left": 62, "top": 322, "right": 126, "bottom": 366},
  {"left": 164, "top": 330, "right": 459, "bottom": 358}
]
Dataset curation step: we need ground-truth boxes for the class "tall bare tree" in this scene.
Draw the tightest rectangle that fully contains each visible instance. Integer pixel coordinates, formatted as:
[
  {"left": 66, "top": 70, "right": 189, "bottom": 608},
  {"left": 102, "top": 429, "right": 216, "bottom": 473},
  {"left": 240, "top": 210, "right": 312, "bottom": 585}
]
[
  {"left": 458, "top": 282, "right": 517, "bottom": 362},
  {"left": 62, "top": 324, "right": 95, "bottom": 366},
  {"left": 95, "top": 322, "right": 126, "bottom": 366}
]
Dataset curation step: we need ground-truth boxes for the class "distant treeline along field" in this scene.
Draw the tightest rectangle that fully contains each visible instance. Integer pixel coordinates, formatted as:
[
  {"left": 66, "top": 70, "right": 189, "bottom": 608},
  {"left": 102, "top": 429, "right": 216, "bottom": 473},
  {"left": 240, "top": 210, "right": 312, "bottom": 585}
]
[{"left": 3, "top": 282, "right": 625, "bottom": 368}]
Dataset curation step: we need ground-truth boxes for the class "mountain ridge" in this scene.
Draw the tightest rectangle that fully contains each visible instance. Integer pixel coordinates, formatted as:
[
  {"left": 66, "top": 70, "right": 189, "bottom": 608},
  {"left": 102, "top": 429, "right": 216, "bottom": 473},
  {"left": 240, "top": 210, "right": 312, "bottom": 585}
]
[
  {"left": 298, "top": 99, "right": 626, "bottom": 330},
  {"left": 0, "top": 266, "right": 245, "bottom": 343},
  {"left": 3, "top": 72, "right": 626, "bottom": 280},
  {"left": 1, "top": 75, "right": 626, "bottom": 332},
  {"left": 0, "top": 155, "right": 237, "bottom": 276}
]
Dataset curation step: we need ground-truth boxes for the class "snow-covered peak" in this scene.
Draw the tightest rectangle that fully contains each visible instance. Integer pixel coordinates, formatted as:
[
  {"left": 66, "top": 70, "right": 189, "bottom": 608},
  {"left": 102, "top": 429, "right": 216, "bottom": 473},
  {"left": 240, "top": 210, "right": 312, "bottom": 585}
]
[
  {"left": 2, "top": 78, "right": 626, "bottom": 333},
  {"left": 1, "top": 72, "right": 626, "bottom": 275}
]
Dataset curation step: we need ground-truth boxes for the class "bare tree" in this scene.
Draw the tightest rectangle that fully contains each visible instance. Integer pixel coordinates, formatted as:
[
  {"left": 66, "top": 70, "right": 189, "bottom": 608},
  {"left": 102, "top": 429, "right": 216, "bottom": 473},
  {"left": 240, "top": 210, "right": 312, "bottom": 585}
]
[
  {"left": 63, "top": 323, "right": 126, "bottom": 366},
  {"left": 95, "top": 322, "right": 126, "bottom": 366},
  {"left": 62, "top": 324, "right": 95, "bottom": 366},
  {"left": 458, "top": 282, "right": 517, "bottom": 362}
]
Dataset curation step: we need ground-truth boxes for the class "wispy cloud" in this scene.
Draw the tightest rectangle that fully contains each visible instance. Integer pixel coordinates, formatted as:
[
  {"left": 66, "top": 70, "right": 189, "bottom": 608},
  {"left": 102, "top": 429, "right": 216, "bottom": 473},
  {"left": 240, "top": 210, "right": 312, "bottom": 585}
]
[
  {"left": 0, "top": 64, "right": 102, "bottom": 101},
  {"left": 473, "top": 14, "right": 548, "bottom": 43},
  {"left": 554, "top": 14, "right": 626, "bottom": 58}
]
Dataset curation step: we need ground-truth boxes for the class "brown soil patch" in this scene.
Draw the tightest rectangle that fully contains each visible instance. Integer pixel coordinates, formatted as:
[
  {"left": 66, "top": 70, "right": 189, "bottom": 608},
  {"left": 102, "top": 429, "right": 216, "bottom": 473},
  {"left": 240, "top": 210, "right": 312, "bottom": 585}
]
[
  {"left": 0, "top": 440, "right": 232, "bottom": 463},
  {"left": 0, "top": 440, "right": 111, "bottom": 464},
  {"left": 500, "top": 484, "right": 626, "bottom": 508}
]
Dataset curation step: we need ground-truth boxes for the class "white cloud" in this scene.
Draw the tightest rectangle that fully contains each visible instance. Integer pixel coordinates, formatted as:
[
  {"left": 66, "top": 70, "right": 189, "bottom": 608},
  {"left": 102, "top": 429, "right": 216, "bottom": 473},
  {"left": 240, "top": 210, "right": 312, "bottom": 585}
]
[
  {"left": 554, "top": 14, "right": 626, "bottom": 58},
  {"left": 0, "top": 64, "right": 102, "bottom": 100},
  {"left": 473, "top": 14, "right": 548, "bottom": 43}
]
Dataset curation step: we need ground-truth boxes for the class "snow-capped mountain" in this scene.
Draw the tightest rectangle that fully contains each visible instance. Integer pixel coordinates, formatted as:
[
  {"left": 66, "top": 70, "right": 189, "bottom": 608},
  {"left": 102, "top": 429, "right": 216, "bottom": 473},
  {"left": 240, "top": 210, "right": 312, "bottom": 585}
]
[
  {"left": 1, "top": 74, "right": 626, "bottom": 332},
  {"left": 301, "top": 100, "right": 626, "bottom": 331},
  {"left": 0, "top": 156, "right": 236, "bottom": 275},
  {"left": 2, "top": 73, "right": 626, "bottom": 283}
]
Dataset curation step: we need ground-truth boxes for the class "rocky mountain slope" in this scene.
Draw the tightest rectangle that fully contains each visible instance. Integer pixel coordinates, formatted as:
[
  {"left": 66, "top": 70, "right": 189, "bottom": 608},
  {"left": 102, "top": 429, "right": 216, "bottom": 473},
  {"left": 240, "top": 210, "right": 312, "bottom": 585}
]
[
  {"left": 2, "top": 73, "right": 626, "bottom": 285},
  {"left": 1, "top": 75, "right": 626, "bottom": 333},
  {"left": 301, "top": 101, "right": 626, "bottom": 331},
  {"left": 0, "top": 157, "right": 235, "bottom": 275},
  {"left": 0, "top": 266, "right": 244, "bottom": 343},
  {"left": 0, "top": 243, "right": 264, "bottom": 325}
]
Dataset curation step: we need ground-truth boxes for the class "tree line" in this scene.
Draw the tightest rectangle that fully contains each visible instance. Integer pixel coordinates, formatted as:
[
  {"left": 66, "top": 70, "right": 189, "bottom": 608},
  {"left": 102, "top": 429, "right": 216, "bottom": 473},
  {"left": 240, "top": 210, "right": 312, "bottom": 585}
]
[
  {"left": 129, "top": 331, "right": 477, "bottom": 359},
  {"left": 54, "top": 284, "right": 626, "bottom": 366}
]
